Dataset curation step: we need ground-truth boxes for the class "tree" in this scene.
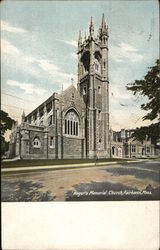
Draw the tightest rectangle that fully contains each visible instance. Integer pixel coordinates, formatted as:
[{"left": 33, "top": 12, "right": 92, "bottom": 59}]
[
  {"left": 0, "top": 110, "right": 15, "bottom": 156},
  {"left": 126, "top": 59, "right": 160, "bottom": 144}
]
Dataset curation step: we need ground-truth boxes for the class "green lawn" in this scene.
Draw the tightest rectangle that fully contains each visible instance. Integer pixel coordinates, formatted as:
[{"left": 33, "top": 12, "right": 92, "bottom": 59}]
[{"left": 1, "top": 158, "right": 131, "bottom": 168}]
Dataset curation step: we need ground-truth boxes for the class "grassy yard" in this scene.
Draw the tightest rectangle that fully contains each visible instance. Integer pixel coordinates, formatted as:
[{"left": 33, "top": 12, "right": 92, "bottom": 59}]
[{"left": 1, "top": 158, "right": 131, "bottom": 168}]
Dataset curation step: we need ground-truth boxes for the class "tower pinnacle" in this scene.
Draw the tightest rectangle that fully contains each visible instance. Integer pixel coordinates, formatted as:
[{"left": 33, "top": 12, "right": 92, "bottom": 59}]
[
  {"left": 78, "top": 31, "right": 82, "bottom": 45},
  {"left": 84, "top": 31, "right": 87, "bottom": 40},
  {"left": 21, "top": 111, "right": 25, "bottom": 122},
  {"left": 89, "top": 16, "right": 94, "bottom": 37},
  {"left": 101, "top": 13, "right": 107, "bottom": 35}
]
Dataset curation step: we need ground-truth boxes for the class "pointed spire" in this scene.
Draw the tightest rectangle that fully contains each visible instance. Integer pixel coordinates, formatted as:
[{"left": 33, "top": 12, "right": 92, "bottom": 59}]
[
  {"left": 97, "top": 27, "right": 101, "bottom": 39},
  {"left": 89, "top": 16, "right": 94, "bottom": 37},
  {"left": 78, "top": 30, "right": 82, "bottom": 45},
  {"left": 84, "top": 31, "right": 87, "bottom": 40},
  {"left": 11, "top": 122, "right": 15, "bottom": 131},
  {"left": 101, "top": 13, "right": 107, "bottom": 35},
  {"left": 90, "top": 16, "right": 94, "bottom": 26},
  {"left": 102, "top": 13, "right": 105, "bottom": 29},
  {"left": 21, "top": 111, "right": 25, "bottom": 123}
]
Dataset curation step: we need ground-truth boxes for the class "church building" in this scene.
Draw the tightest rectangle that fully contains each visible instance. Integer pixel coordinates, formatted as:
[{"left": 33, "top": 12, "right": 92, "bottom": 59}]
[{"left": 9, "top": 15, "right": 110, "bottom": 159}]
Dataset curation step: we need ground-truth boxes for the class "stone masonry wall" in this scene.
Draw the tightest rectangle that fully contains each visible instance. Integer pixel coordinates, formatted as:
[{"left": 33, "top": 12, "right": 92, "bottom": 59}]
[
  {"left": 28, "top": 130, "right": 47, "bottom": 159},
  {"left": 63, "top": 136, "right": 83, "bottom": 159}
]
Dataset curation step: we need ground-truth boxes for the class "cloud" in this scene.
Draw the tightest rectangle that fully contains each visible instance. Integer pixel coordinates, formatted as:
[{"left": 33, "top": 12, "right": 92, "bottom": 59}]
[
  {"left": 2, "top": 40, "right": 40, "bottom": 78},
  {"left": 120, "top": 42, "right": 138, "bottom": 52},
  {"left": 110, "top": 42, "right": 143, "bottom": 63},
  {"left": 110, "top": 108, "right": 151, "bottom": 131},
  {"left": 38, "top": 59, "right": 60, "bottom": 73},
  {"left": 7, "top": 80, "right": 46, "bottom": 95},
  {"left": 57, "top": 39, "right": 77, "bottom": 47},
  {"left": 110, "top": 85, "right": 127, "bottom": 100},
  {"left": 1, "top": 20, "right": 27, "bottom": 33},
  {"left": 114, "top": 58, "right": 123, "bottom": 63},
  {"left": 2, "top": 39, "right": 77, "bottom": 89},
  {"left": 20, "top": 55, "right": 77, "bottom": 86},
  {"left": 35, "top": 59, "right": 77, "bottom": 88},
  {"left": 110, "top": 84, "right": 134, "bottom": 106},
  {"left": 129, "top": 53, "right": 143, "bottom": 63},
  {"left": 71, "top": 52, "right": 77, "bottom": 60},
  {"left": 1, "top": 39, "right": 20, "bottom": 56},
  {"left": 26, "top": 57, "right": 69, "bottom": 80}
]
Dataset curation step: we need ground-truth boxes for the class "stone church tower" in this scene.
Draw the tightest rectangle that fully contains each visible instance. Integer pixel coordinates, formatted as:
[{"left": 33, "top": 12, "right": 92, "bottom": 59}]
[
  {"left": 77, "top": 14, "right": 110, "bottom": 158},
  {"left": 8, "top": 14, "right": 110, "bottom": 160}
]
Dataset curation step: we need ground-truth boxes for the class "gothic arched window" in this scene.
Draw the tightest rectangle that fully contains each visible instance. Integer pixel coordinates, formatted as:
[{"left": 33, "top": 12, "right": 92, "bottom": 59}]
[
  {"left": 32, "top": 137, "right": 41, "bottom": 148},
  {"left": 112, "top": 146, "right": 115, "bottom": 155},
  {"left": 95, "top": 58, "right": 101, "bottom": 73},
  {"left": 98, "top": 110, "right": 101, "bottom": 120},
  {"left": 83, "top": 86, "right": 87, "bottom": 95},
  {"left": 50, "top": 136, "right": 55, "bottom": 148},
  {"left": 65, "top": 110, "right": 79, "bottom": 137},
  {"left": 39, "top": 120, "right": 43, "bottom": 126},
  {"left": 98, "top": 86, "right": 101, "bottom": 94},
  {"left": 48, "top": 115, "right": 53, "bottom": 126}
]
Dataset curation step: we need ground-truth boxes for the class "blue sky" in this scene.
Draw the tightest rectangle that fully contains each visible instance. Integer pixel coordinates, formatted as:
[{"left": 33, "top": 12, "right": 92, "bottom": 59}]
[{"left": 1, "top": 0, "right": 159, "bottom": 132}]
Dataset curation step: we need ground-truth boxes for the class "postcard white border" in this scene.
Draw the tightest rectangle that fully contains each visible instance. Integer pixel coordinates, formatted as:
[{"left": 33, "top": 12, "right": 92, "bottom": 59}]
[{"left": 2, "top": 201, "right": 159, "bottom": 250}]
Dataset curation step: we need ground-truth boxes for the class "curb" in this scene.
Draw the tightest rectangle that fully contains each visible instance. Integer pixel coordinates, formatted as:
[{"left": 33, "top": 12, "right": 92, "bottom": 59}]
[{"left": 1, "top": 160, "right": 145, "bottom": 175}]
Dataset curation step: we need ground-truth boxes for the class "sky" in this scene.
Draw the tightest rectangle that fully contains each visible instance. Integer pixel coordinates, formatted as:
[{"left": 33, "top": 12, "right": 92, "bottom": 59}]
[{"left": 1, "top": 0, "right": 159, "bottom": 137}]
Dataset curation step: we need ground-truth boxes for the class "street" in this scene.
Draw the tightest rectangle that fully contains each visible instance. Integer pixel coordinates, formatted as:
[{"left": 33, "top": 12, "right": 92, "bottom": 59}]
[{"left": 1, "top": 160, "right": 160, "bottom": 201}]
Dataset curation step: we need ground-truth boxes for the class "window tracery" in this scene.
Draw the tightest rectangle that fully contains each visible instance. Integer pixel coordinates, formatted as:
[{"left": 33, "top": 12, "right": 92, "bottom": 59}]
[{"left": 64, "top": 110, "right": 79, "bottom": 136}]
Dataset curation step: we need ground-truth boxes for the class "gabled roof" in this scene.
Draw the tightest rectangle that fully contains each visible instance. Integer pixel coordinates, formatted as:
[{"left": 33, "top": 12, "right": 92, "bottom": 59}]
[{"left": 62, "top": 84, "right": 77, "bottom": 95}]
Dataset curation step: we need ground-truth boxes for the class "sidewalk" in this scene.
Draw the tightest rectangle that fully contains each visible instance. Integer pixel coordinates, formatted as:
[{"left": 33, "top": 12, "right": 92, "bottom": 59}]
[{"left": 1, "top": 159, "right": 147, "bottom": 175}]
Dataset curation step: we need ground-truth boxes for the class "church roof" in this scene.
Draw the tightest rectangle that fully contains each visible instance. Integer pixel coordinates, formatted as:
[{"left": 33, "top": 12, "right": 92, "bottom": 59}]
[{"left": 62, "top": 84, "right": 77, "bottom": 95}]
